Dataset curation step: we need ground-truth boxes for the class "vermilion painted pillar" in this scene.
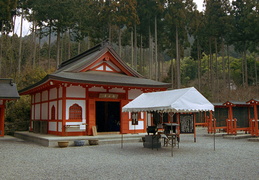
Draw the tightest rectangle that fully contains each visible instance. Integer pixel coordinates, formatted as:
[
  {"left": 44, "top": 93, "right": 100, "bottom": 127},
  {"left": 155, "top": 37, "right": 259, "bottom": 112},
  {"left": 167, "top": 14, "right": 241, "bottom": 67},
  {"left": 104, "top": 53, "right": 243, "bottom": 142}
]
[
  {"left": 62, "top": 86, "right": 67, "bottom": 136},
  {"left": 253, "top": 103, "right": 258, "bottom": 136}
]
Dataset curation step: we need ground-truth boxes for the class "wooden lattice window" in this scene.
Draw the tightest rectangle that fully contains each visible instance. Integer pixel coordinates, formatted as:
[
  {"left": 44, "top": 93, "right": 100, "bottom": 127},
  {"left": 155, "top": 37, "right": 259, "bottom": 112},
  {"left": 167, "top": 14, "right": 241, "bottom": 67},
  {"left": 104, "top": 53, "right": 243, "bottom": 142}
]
[
  {"left": 69, "top": 104, "right": 82, "bottom": 120},
  {"left": 51, "top": 105, "right": 55, "bottom": 120}
]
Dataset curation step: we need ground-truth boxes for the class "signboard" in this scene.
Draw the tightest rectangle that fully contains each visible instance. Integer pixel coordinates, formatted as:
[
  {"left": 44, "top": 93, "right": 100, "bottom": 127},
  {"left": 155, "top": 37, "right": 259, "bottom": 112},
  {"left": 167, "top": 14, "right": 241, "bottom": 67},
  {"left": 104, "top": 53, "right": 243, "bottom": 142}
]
[
  {"left": 99, "top": 93, "right": 118, "bottom": 99},
  {"left": 131, "top": 112, "right": 138, "bottom": 125},
  {"left": 180, "top": 114, "right": 194, "bottom": 133}
]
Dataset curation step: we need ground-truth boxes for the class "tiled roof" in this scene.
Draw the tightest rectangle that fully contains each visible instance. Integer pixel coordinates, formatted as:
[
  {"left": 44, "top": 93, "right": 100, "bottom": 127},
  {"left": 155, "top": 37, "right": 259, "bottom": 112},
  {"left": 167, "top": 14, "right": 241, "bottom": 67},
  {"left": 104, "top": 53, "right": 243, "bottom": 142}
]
[
  {"left": 0, "top": 79, "right": 20, "bottom": 99},
  {"left": 50, "top": 71, "right": 170, "bottom": 87}
]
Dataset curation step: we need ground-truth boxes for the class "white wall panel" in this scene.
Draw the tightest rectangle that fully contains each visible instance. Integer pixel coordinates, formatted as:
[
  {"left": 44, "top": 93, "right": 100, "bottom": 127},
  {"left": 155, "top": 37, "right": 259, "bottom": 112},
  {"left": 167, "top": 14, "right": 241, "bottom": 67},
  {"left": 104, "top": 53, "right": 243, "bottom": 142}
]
[
  {"left": 128, "top": 89, "right": 143, "bottom": 100},
  {"left": 129, "top": 121, "right": 144, "bottom": 130},
  {"left": 59, "top": 87, "right": 62, "bottom": 98},
  {"left": 109, "top": 87, "right": 125, "bottom": 93},
  {"left": 31, "top": 105, "right": 34, "bottom": 120},
  {"left": 42, "top": 90, "right": 48, "bottom": 101},
  {"left": 35, "top": 104, "right": 40, "bottom": 119},
  {"left": 35, "top": 93, "right": 41, "bottom": 103},
  {"left": 89, "top": 86, "right": 106, "bottom": 92},
  {"left": 50, "top": 88, "right": 57, "bottom": 100},
  {"left": 49, "top": 122, "right": 57, "bottom": 131},
  {"left": 41, "top": 103, "right": 48, "bottom": 120},
  {"left": 58, "top": 122, "right": 62, "bottom": 132},
  {"left": 66, "top": 86, "right": 85, "bottom": 98}
]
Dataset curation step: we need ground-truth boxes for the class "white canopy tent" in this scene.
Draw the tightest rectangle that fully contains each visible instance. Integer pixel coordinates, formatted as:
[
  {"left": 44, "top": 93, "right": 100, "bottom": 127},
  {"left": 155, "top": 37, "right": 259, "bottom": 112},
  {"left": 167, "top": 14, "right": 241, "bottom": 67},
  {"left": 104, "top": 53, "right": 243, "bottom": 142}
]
[
  {"left": 122, "top": 87, "right": 215, "bottom": 156},
  {"left": 122, "top": 87, "right": 214, "bottom": 113}
]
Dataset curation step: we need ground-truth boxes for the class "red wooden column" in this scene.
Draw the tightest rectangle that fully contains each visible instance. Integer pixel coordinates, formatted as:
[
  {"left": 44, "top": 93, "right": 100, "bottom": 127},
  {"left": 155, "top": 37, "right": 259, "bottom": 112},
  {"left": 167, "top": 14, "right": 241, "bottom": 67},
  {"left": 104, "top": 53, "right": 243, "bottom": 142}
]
[
  {"left": 61, "top": 86, "right": 67, "bottom": 136},
  {"left": 207, "top": 111, "right": 214, "bottom": 134},
  {"left": 247, "top": 99, "right": 259, "bottom": 136},
  {"left": 0, "top": 101, "right": 5, "bottom": 136},
  {"left": 224, "top": 101, "right": 237, "bottom": 135},
  {"left": 121, "top": 100, "right": 130, "bottom": 134}
]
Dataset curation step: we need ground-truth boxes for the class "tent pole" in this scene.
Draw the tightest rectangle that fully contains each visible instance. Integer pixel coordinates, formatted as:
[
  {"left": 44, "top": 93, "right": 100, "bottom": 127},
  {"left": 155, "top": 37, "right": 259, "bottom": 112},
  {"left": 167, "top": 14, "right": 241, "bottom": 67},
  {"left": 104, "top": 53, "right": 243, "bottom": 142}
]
[{"left": 168, "top": 112, "right": 175, "bottom": 157}]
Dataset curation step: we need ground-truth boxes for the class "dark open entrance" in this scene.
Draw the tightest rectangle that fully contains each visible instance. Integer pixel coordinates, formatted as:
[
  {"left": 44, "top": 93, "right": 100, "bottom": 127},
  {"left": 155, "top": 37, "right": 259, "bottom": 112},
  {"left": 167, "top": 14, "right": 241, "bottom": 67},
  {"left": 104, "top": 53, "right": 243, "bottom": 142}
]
[{"left": 96, "top": 101, "right": 120, "bottom": 132}]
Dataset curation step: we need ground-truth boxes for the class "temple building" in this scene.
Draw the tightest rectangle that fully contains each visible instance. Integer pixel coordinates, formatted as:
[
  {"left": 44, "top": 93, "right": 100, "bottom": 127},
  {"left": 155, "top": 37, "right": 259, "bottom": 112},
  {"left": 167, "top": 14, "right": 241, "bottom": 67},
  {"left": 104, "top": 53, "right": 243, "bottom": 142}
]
[
  {"left": 0, "top": 79, "right": 20, "bottom": 136},
  {"left": 19, "top": 42, "right": 170, "bottom": 136}
]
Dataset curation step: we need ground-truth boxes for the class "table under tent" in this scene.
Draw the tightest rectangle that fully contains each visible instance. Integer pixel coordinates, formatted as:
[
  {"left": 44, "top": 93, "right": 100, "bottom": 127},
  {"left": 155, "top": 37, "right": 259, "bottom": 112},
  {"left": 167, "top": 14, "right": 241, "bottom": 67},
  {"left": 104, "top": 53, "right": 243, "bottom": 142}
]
[{"left": 122, "top": 87, "right": 214, "bottom": 156}]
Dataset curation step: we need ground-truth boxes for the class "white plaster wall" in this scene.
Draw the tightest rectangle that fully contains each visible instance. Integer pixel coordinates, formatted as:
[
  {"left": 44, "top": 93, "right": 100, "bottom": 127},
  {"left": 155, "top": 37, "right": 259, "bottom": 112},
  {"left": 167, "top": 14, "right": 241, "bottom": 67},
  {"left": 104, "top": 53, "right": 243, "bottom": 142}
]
[
  {"left": 35, "top": 104, "right": 40, "bottom": 119},
  {"left": 66, "top": 100, "right": 85, "bottom": 121},
  {"left": 49, "top": 101, "right": 57, "bottom": 120},
  {"left": 35, "top": 93, "right": 41, "bottom": 103},
  {"left": 50, "top": 88, "right": 57, "bottom": 100},
  {"left": 59, "top": 87, "right": 62, "bottom": 98},
  {"left": 31, "top": 95, "right": 34, "bottom": 103},
  {"left": 58, "top": 122, "right": 62, "bottom": 132},
  {"left": 58, "top": 100, "right": 62, "bottom": 120},
  {"left": 89, "top": 86, "right": 106, "bottom": 92},
  {"left": 128, "top": 89, "right": 143, "bottom": 100},
  {"left": 49, "top": 122, "right": 57, "bottom": 131},
  {"left": 129, "top": 121, "right": 144, "bottom": 130},
  {"left": 42, "top": 90, "right": 48, "bottom": 101},
  {"left": 109, "top": 87, "right": 125, "bottom": 93},
  {"left": 41, "top": 103, "right": 48, "bottom": 120},
  {"left": 31, "top": 105, "right": 34, "bottom": 120},
  {"left": 66, "top": 86, "right": 85, "bottom": 98}
]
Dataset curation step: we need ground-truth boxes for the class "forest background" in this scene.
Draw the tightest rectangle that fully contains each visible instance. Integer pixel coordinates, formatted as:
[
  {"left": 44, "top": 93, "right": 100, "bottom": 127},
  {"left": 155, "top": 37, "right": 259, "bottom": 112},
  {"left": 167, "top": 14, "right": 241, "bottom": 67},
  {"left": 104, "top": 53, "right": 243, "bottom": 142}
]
[{"left": 0, "top": 0, "right": 258, "bottom": 134}]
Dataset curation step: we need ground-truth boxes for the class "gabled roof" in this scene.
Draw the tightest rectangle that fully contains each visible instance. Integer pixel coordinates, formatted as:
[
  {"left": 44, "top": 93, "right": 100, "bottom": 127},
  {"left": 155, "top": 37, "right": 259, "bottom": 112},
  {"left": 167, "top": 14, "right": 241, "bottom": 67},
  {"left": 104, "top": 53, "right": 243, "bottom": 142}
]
[
  {"left": 56, "top": 41, "right": 143, "bottom": 77},
  {"left": 0, "top": 79, "right": 20, "bottom": 99},
  {"left": 122, "top": 87, "right": 214, "bottom": 113},
  {"left": 19, "top": 42, "right": 170, "bottom": 94}
]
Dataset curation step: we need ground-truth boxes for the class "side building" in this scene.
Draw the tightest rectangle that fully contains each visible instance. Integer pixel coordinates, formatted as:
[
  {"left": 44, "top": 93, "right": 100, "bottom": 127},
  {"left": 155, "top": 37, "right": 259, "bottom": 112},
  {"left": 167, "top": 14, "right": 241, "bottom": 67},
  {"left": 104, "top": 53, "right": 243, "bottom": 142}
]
[
  {"left": 19, "top": 42, "right": 171, "bottom": 136},
  {"left": 0, "top": 79, "right": 20, "bottom": 136}
]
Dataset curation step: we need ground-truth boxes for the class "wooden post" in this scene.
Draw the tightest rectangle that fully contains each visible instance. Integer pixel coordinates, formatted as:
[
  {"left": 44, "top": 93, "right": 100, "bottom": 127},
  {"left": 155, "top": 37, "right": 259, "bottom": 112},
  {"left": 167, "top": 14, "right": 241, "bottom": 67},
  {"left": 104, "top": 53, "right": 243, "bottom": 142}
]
[{"left": 194, "top": 113, "right": 196, "bottom": 142}]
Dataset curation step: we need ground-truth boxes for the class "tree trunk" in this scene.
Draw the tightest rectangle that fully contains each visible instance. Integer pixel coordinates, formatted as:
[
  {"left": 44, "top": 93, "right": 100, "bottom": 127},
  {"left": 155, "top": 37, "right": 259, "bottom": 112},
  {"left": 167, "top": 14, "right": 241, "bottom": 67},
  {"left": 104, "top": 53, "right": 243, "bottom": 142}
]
[
  {"left": 149, "top": 26, "right": 153, "bottom": 79},
  {"left": 244, "top": 42, "right": 248, "bottom": 86},
  {"left": 131, "top": 30, "right": 134, "bottom": 68},
  {"left": 78, "top": 41, "right": 81, "bottom": 54},
  {"left": 155, "top": 16, "right": 158, "bottom": 81},
  {"left": 140, "top": 35, "right": 143, "bottom": 74},
  {"left": 176, "top": 26, "right": 180, "bottom": 89},
  {"left": 134, "top": 23, "right": 137, "bottom": 71},
  {"left": 118, "top": 27, "right": 121, "bottom": 57},
  {"left": 56, "top": 29, "right": 61, "bottom": 68},
  {"left": 18, "top": 12, "right": 23, "bottom": 74},
  {"left": 221, "top": 39, "right": 226, "bottom": 84},
  {"left": 0, "top": 21, "right": 4, "bottom": 76},
  {"left": 171, "top": 59, "right": 174, "bottom": 89},
  {"left": 48, "top": 25, "right": 52, "bottom": 70},
  {"left": 32, "top": 21, "right": 37, "bottom": 69},
  {"left": 227, "top": 45, "right": 230, "bottom": 98},
  {"left": 255, "top": 56, "right": 258, "bottom": 86},
  {"left": 197, "top": 39, "right": 201, "bottom": 91},
  {"left": 215, "top": 38, "right": 219, "bottom": 101},
  {"left": 68, "top": 30, "right": 71, "bottom": 59}
]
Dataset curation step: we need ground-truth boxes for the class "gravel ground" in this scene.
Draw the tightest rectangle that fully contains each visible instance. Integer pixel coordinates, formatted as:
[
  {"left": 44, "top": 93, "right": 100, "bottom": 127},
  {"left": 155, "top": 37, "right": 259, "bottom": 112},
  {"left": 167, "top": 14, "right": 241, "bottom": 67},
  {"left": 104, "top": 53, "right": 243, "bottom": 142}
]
[{"left": 0, "top": 129, "right": 258, "bottom": 180}]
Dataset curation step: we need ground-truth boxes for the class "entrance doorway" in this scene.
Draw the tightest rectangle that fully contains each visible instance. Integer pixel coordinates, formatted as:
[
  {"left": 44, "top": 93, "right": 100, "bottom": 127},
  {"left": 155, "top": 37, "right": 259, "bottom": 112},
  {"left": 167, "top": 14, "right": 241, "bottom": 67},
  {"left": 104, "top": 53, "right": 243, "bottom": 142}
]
[{"left": 96, "top": 101, "right": 120, "bottom": 132}]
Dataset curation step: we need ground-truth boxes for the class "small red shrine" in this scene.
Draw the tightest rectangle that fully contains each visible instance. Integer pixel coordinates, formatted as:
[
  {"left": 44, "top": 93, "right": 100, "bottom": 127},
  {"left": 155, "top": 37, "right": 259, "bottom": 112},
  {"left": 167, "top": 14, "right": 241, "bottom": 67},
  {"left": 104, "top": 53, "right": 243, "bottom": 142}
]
[
  {"left": 19, "top": 42, "right": 170, "bottom": 136},
  {"left": 0, "top": 79, "right": 20, "bottom": 136}
]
